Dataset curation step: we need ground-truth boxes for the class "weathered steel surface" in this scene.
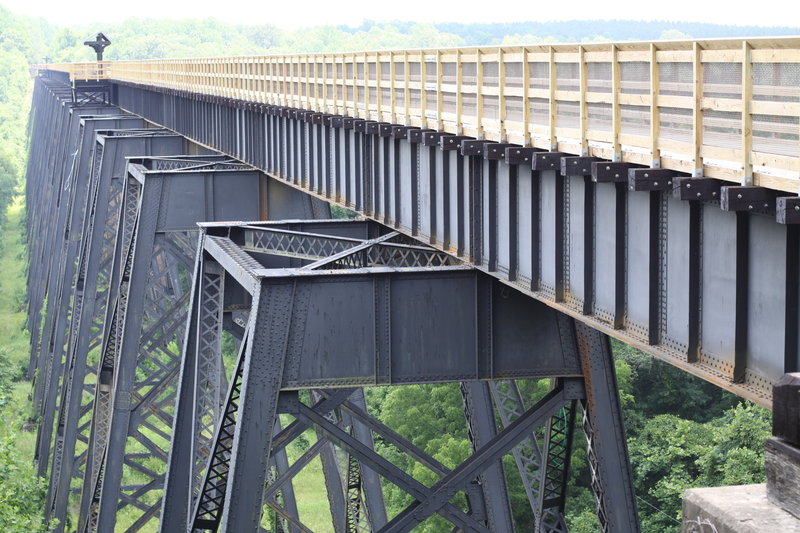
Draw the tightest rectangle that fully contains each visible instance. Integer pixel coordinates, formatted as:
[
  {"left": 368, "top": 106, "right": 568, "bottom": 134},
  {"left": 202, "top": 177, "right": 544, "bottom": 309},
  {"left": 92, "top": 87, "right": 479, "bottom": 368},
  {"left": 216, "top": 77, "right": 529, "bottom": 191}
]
[{"left": 106, "top": 80, "right": 799, "bottom": 407}]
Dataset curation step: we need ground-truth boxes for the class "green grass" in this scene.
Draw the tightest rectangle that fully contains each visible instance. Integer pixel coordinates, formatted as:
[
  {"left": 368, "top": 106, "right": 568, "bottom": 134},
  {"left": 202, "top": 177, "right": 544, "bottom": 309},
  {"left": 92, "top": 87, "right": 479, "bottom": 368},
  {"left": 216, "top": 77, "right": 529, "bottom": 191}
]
[
  {"left": 281, "top": 421, "right": 335, "bottom": 532},
  {"left": 0, "top": 196, "right": 36, "bottom": 440},
  {"left": 0, "top": 196, "right": 53, "bottom": 532},
  {"left": 0, "top": 198, "right": 31, "bottom": 376}
]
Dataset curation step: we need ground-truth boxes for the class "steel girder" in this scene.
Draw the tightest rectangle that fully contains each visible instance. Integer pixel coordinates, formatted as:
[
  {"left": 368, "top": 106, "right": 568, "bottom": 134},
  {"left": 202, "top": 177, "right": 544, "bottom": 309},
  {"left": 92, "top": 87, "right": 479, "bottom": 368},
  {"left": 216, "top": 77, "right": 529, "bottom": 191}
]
[
  {"left": 112, "top": 83, "right": 800, "bottom": 407},
  {"left": 44, "top": 129, "right": 191, "bottom": 529},
  {"left": 68, "top": 156, "right": 329, "bottom": 532},
  {"left": 23, "top": 79, "right": 337, "bottom": 531},
  {"left": 27, "top": 77, "right": 641, "bottom": 532},
  {"left": 159, "top": 220, "right": 638, "bottom": 532}
]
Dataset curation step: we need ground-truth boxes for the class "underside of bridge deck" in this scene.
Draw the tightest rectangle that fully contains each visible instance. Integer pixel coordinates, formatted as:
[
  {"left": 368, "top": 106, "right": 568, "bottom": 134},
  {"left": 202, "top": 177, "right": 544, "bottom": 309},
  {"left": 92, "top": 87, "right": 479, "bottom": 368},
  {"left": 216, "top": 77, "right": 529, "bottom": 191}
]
[{"left": 101, "top": 74, "right": 799, "bottom": 408}]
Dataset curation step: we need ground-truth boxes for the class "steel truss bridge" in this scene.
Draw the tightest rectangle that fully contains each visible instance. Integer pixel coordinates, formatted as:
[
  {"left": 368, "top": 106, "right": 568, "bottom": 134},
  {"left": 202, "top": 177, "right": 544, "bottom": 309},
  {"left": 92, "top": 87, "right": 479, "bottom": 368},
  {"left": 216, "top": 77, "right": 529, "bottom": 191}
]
[{"left": 26, "top": 36, "right": 799, "bottom": 533}]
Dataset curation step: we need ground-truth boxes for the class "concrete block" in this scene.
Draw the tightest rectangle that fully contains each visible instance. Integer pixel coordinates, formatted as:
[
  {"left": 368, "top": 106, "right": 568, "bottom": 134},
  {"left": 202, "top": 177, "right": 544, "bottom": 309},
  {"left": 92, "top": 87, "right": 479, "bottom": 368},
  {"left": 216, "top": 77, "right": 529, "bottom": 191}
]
[
  {"left": 766, "top": 437, "right": 800, "bottom": 518},
  {"left": 682, "top": 484, "right": 800, "bottom": 532},
  {"left": 773, "top": 373, "right": 800, "bottom": 447}
]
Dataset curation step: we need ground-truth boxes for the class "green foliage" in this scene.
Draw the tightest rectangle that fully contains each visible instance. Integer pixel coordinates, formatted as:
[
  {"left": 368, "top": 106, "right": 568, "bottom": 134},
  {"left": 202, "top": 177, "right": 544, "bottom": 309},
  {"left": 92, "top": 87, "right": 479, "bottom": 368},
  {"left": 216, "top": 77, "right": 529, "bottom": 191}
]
[
  {"left": 0, "top": 201, "right": 52, "bottom": 531},
  {"left": 613, "top": 340, "right": 739, "bottom": 427},
  {"left": 330, "top": 204, "right": 359, "bottom": 219},
  {"left": 628, "top": 403, "right": 770, "bottom": 532},
  {"left": 0, "top": 437, "right": 51, "bottom": 532}
]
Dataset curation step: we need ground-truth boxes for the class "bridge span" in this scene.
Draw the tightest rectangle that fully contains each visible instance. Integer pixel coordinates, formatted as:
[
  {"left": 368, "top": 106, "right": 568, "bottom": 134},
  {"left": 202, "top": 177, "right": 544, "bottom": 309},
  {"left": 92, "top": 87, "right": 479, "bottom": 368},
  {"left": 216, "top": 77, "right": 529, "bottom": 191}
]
[{"left": 26, "top": 36, "right": 800, "bottom": 532}]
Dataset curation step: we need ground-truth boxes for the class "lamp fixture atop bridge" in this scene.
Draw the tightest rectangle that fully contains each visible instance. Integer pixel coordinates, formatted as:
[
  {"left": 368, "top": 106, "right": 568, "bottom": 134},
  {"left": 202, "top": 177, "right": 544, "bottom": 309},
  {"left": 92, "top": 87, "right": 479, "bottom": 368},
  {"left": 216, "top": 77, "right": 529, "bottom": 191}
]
[{"left": 83, "top": 32, "right": 111, "bottom": 61}]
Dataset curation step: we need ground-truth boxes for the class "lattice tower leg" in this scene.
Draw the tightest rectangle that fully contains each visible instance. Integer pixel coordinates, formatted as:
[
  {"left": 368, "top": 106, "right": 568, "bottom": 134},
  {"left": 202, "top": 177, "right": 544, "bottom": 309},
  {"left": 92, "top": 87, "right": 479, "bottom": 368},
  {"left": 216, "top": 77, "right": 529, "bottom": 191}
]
[
  {"left": 460, "top": 381, "right": 515, "bottom": 532},
  {"left": 574, "top": 321, "right": 639, "bottom": 533}
]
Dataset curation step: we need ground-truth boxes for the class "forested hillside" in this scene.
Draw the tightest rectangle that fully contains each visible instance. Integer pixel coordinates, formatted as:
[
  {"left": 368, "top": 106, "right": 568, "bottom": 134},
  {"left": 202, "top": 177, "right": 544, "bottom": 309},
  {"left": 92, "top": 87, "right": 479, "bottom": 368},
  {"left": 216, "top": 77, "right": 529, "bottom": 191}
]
[
  {"left": 42, "top": 16, "right": 800, "bottom": 62},
  {"left": 0, "top": 4, "right": 786, "bottom": 530}
]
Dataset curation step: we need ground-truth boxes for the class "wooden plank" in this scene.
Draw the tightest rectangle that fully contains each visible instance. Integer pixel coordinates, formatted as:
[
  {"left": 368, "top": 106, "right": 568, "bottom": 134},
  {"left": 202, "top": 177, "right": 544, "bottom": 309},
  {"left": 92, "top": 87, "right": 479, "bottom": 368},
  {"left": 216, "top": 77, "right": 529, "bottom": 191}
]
[
  {"left": 619, "top": 93, "right": 651, "bottom": 106},
  {"left": 701, "top": 49, "right": 742, "bottom": 62},
  {"left": 505, "top": 146, "right": 540, "bottom": 165},
  {"left": 548, "top": 46, "right": 557, "bottom": 150},
  {"left": 751, "top": 100, "right": 800, "bottom": 117},
  {"left": 476, "top": 48, "right": 483, "bottom": 139},
  {"left": 752, "top": 151, "right": 800, "bottom": 172},
  {"left": 751, "top": 49, "right": 800, "bottom": 63},
  {"left": 650, "top": 43, "right": 661, "bottom": 167},
  {"left": 753, "top": 173, "right": 800, "bottom": 194},
  {"left": 776, "top": 197, "right": 800, "bottom": 224},
  {"left": 592, "top": 161, "right": 639, "bottom": 183},
  {"left": 532, "top": 151, "right": 569, "bottom": 171},
  {"left": 672, "top": 177, "right": 723, "bottom": 201},
  {"left": 656, "top": 50, "right": 694, "bottom": 63},
  {"left": 498, "top": 47, "right": 507, "bottom": 141},
  {"left": 700, "top": 144, "right": 742, "bottom": 162},
  {"left": 562, "top": 156, "right": 601, "bottom": 175},
  {"left": 522, "top": 48, "right": 531, "bottom": 146},
  {"left": 617, "top": 50, "right": 651, "bottom": 62},
  {"left": 693, "top": 42, "right": 703, "bottom": 176},
  {"left": 721, "top": 185, "right": 777, "bottom": 212},
  {"left": 628, "top": 167, "right": 678, "bottom": 191},
  {"left": 742, "top": 41, "right": 754, "bottom": 185},
  {"left": 611, "top": 44, "right": 621, "bottom": 160},
  {"left": 579, "top": 46, "right": 588, "bottom": 155}
]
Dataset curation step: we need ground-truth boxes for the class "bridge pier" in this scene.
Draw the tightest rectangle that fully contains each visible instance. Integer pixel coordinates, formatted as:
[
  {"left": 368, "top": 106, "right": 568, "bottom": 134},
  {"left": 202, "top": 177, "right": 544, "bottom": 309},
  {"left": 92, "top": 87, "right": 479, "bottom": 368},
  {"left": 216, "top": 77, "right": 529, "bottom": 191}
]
[
  {"left": 682, "top": 374, "right": 800, "bottom": 532},
  {"left": 157, "top": 220, "right": 640, "bottom": 532}
]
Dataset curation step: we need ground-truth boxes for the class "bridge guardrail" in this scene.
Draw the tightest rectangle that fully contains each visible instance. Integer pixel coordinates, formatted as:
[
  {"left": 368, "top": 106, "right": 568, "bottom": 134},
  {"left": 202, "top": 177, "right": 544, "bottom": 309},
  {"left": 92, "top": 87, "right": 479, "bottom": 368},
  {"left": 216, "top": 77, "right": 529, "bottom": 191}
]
[{"left": 42, "top": 37, "right": 800, "bottom": 192}]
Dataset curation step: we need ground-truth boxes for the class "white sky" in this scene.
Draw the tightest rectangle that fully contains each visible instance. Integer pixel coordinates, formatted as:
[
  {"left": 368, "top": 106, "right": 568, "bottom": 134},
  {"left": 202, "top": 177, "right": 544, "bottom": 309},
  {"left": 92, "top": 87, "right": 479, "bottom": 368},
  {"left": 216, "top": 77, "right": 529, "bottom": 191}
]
[{"left": 2, "top": 0, "right": 799, "bottom": 29}]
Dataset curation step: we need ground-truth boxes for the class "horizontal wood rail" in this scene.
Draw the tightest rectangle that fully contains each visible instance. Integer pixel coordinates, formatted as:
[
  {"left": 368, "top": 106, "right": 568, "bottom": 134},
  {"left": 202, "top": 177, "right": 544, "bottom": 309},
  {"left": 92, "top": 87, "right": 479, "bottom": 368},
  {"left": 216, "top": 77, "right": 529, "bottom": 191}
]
[{"left": 40, "top": 37, "right": 800, "bottom": 191}]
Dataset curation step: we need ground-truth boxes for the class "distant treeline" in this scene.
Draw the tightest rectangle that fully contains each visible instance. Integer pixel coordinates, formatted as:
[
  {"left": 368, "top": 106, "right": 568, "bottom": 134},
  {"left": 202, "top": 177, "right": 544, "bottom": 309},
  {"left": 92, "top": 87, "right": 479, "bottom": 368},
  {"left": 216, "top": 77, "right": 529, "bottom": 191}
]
[{"left": 14, "top": 10, "right": 797, "bottom": 63}]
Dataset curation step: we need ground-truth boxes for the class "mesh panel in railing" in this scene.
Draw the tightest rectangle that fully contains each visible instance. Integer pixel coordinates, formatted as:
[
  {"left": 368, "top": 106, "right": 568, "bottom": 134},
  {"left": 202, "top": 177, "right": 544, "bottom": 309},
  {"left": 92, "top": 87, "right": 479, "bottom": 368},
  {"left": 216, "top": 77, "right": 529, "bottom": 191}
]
[
  {"left": 620, "top": 62, "right": 650, "bottom": 95},
  {"left": 659, "top": 107, "right": 693, "bottom": 144},
  {"left": 753, "top": 114, "right": 800, "bottom": 157},
  {"left": 587, "top": 62, "right": 612, "bottom": 94},
  {"left": 703, "top": 62, "right": 743, "bottom": 99},
  {"left": 530, "top": 62, "right": 549, "bottom": 90},
  {"left": 621, "top": 105, "right": 650, "bottom": 137},
  {"left": 557, "top": 101, "right": 580, "bottom": 130},
  {"left": 588, "top": 103, "right": 612, "bottom": 133},
  {"left": 659, "top": 62, "right": 693, "bottom": 96},
  {"left": 505, "top": 62, "right": 524, "bottom": 88},
  {"left": 703, "top": 110, "right": 742, "bottom": 150},
  {"left": 556, "top": 62, "right": 579, "bottom": 92}
]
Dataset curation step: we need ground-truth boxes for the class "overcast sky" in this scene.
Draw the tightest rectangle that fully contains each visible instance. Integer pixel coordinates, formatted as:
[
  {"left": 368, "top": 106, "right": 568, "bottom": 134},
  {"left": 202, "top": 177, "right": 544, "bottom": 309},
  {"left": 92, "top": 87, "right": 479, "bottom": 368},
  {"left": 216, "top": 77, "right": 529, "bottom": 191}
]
[{"left": 2, "top": 0, "right": 799, "bottom": 29}]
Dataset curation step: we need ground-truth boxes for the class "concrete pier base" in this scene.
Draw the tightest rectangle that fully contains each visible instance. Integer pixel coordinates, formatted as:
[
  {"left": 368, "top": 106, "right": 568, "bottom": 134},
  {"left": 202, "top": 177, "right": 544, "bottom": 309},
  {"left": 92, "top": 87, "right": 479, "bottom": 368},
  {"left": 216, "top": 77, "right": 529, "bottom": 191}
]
[{"left": 682, "top": 484, "right": 800, "bottom": 532}]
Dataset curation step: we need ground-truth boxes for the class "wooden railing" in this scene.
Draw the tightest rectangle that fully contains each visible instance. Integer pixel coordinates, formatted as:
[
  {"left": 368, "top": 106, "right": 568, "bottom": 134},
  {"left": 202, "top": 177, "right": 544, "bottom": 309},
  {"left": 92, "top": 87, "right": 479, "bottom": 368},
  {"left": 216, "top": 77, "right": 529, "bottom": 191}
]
[
  {"left": 40, "top": 37, "right": 800, "bottom": 192},
  {"left": 37, "top": 61, "right": 112, "bottom": 81}
]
